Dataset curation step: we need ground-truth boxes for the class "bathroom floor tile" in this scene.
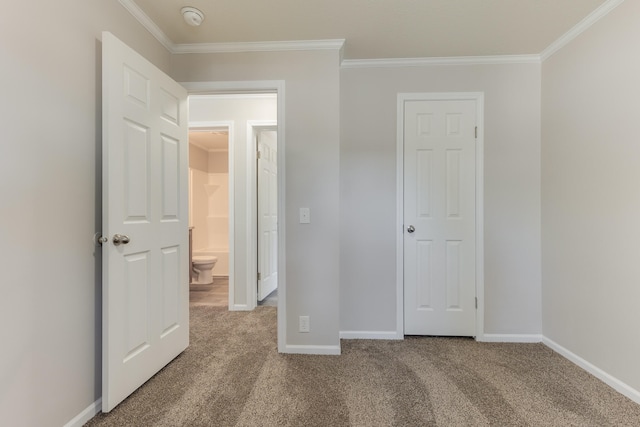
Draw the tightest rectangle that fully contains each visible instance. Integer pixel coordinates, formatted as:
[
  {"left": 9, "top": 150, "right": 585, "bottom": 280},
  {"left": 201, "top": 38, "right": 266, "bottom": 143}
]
[{"left": 189, "top": 277, "right": 229, "bottom": 307}]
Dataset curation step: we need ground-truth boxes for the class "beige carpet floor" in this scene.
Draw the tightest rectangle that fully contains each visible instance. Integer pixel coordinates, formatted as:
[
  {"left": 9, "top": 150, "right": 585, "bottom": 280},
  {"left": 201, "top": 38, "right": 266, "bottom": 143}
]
[{"left": 86, "top": 306, "right": 640, "bottom": 426}]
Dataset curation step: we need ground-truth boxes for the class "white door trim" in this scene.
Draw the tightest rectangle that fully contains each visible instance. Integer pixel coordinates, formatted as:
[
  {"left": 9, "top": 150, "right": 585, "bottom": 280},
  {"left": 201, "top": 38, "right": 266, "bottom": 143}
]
[
  {"left": 248, "top": 121, "right": 278, "bottom": 305},
  {"left": 187, "top": 121, "right": 235, "bottom": 308},
  {"left": 396, "top": 92, "right": 485, "bottom": 340},
  {"left": 182, "top": 81, "right": 286, "bottom": 352}
]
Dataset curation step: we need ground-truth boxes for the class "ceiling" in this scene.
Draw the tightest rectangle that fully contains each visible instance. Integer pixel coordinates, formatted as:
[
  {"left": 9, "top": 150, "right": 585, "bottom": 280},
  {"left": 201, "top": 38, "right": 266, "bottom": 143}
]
[
  {"left": 128, "top": 0, "right": 609, "bottom": 60},
  {"left": 189, "top": 129, "right": 229, "bottom": 152}
]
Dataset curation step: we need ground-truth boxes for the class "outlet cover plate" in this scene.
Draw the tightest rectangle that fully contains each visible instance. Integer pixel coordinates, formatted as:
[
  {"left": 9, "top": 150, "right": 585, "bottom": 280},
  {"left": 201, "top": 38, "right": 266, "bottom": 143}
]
[
  {"left": 299, "top": 315, "right": 310, "bottom": 332},
  {"left": 300, "top": 207, "right": 310, "bottom": 224}
]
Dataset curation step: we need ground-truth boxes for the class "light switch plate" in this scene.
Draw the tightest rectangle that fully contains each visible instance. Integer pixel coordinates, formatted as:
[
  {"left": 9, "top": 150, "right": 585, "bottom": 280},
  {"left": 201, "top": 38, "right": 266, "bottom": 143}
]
[
  {"left": 299, "top": 316, "right": 310, "bottom": 332},
  {"left": 300, "top": 207, "right": 310, "bottom": 224}
]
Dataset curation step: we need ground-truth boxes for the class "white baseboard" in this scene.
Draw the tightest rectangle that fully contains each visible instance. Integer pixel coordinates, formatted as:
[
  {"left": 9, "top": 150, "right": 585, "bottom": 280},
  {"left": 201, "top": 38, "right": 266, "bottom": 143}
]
[
  {"left": 229, "top": 304, "right": 250, "bottom": 311},
  {"left": 284, "top": 345, "right": 341, "bottom": 355},
  {"left": 339, "top": 331, "right": 543, "bottom": 342},
  {"left": 64, "top": 398, "right": 101, "bottom": 427},
  {"left": 479, "top": 334, "right": 543, "bottom": 343},
  {"left": 340, "top": 331, "right": 402, "bottom": 340},
  {"left": 543, "top": 336, "right": 640, "bottom": 405}
]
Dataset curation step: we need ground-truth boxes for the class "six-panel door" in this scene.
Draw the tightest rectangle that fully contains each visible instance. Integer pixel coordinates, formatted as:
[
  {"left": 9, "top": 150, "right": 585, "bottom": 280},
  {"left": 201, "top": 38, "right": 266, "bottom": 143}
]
[
  {"left": 403, "top": 98, "right": 477, "bottom": 336},
  {"left": 102, "top": 32, "right": 189, "bottom": 412}
]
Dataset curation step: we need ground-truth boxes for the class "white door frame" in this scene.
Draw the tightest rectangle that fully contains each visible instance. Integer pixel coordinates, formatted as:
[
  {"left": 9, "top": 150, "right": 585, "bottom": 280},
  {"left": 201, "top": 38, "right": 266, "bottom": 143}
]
[
  {"left": 182, "top": 80, "right": 287, "bottom": 353},
  {"left": 396, "top": 92, "right": 485, "bottom": 340},
  {"left": 187, "top": 121, "right": 234, "bottom": 307},
  {"left": 249, "top": 121, "right": 278, "bottom": 305}
]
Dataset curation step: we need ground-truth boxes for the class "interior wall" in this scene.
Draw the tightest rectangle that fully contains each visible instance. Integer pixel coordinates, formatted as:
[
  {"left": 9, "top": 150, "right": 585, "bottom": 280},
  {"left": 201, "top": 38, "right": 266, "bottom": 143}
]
[
  {"left": 188, "top": 143, "right": 211, "bottom": 250},
  {"left": 541, "top": 0, "right": 640, "bottom": 392},
  {"left": 173, "top": 50, "right": 341, "bottom": 348},
  {"left": 209, "top": 149, "right": 229, "bottom": 173},
  {"left": 340, "top": 63, "right": 542, "bottom": 335},
  {"left": 206, "top": 151, "right": 230, "bottom": 262},
  {"left": 0, "top": 1, "right": 170, "bottom": 426},
  {"left": 189, "top": 143, "right": 209, "bottom": 173}
]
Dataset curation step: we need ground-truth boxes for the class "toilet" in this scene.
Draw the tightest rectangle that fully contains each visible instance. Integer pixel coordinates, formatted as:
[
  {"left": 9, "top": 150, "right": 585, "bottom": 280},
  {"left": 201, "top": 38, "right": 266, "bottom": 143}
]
[{"left": 191, "top": 255, "right": 218, "bottom": 285}]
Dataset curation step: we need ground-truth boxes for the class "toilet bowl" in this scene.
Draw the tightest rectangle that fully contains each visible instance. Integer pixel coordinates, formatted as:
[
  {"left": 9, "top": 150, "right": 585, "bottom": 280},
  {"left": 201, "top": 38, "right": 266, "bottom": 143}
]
[{"left": 192, "top": 255, "right": 218, "bottom": 285}]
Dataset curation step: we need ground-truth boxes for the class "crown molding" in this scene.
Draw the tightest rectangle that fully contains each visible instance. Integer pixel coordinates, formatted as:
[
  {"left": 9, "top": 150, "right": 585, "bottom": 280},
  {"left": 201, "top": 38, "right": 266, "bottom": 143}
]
[
  {"left": 120, "top": 0, "right": 623, "bottom": 64},
  {"left": 119, "top": 0, "right": 175, "bottom": 52},
  {"left": 341, "top": 55, "right": 541, "bottom": 69},
  {"left": 172, "top": 39, "right": 345, "bottom": 54},
  {"left": 541, "top": 0, "right": 625, "bottom": 61},
  {"left": 190, "top": 143, "right": 230, "bottom": 154},
  {"left": 119, "top": 1, "right": 344, "bottom": 55},
  {"left": 190, "top": 93, "right": 278, "bottom": 101}
]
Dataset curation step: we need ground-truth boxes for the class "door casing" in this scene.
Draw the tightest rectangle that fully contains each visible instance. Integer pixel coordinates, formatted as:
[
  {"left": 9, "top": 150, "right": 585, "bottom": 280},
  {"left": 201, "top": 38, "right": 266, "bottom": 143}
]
[{"left": 396, "top": 92, "right": 485, "bottom": 340}]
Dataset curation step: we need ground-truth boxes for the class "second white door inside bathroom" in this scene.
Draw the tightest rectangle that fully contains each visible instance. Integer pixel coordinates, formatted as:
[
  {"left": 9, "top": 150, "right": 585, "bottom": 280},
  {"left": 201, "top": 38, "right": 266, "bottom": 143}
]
[
  {"left": 257, "top": 128, "right": 278, "bottom": 301},
  {"left": 188, "top": 94, "right": 278, "bottom": 310}
]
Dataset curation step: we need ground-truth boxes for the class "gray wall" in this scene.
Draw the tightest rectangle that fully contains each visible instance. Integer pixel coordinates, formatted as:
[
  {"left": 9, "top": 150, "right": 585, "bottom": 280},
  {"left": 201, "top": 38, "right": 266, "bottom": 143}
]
[
  {"left": 340, "top": 63, "right": 542, "bottom": 335},
  {"left": 542, "top": 0, "right": 640, "bottom": 392},
  {"left": 0, "top": 1, "right": 170, "bottom": 426}
]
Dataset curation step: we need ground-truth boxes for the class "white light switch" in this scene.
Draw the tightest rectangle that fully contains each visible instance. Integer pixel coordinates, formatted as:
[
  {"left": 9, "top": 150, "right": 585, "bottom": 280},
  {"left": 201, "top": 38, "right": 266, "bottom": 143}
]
[{"left": 299, "top": 207, "right": 310, "bottom": 224}]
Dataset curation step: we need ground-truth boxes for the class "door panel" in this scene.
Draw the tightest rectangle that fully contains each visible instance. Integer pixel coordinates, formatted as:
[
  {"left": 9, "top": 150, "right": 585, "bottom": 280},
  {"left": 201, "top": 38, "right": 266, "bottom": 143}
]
[
  {"left": 404, "top": 98, "right": 476, "bottom": 336},
  {"left": 161, "top": 135, "right": 180, "bottom": 219},
  {"left": 161, "top": 246, "right": 181, "bottom": 335},
  {"left": 102, "top": 32, "right": 189, "bottom": 412}
]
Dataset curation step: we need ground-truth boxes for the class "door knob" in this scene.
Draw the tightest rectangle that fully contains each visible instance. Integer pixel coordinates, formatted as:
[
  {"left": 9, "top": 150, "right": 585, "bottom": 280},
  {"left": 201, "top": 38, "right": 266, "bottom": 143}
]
[
  {"left": 113, "top": 234, "right": 130, "bottom": 246},
  {"left": 407, "top": 225, "right": 415, "bottom": 233}
]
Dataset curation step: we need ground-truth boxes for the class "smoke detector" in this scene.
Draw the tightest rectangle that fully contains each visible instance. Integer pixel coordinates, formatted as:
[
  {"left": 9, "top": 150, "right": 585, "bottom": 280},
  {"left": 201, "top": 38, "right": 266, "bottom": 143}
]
[{"left": 181, "top": 7, "right": 205, "bottom": 27}]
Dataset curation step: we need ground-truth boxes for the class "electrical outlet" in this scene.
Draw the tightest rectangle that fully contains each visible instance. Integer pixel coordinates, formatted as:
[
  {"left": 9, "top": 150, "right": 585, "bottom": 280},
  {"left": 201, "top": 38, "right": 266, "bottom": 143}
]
[{"left": 299, "top": 315, "right": 310, "bottom": 333}]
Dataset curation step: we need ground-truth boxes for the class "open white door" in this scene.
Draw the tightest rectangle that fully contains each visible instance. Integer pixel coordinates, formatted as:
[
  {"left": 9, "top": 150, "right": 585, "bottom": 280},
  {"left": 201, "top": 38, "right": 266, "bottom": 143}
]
[
  {"left": 403, "top": 97, "right": 477, "bottom": 336},
  {"left": 102, "top": 32, "right": 189, "bottom": 412},
  {"left": 257, "top": 129, "right": 278, "bottom": 301}
]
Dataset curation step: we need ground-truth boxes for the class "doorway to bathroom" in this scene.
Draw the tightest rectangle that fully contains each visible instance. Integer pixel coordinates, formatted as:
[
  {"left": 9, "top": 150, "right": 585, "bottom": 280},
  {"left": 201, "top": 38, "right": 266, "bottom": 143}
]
[
  {"left": 188, "top": 122, "right": 232, "bottom": 307},
  {"left": 187, "top": 92, "right": 280, "bottom": 312}
]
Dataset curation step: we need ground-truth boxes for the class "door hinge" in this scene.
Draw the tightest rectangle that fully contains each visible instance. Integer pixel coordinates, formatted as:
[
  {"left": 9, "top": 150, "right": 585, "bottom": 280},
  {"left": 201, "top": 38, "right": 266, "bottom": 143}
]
[
  {"left": 257, "top": 272, "right": 261, "bottom": 281},
  {"left": 475, "top": 297, "right": 478, "bottom": 309},
  {"left": 475, "top": 126, "right": 478, "bottom": 139},
  {"left": 257, "top": 150, "right": 261, "bottom": 159}
]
